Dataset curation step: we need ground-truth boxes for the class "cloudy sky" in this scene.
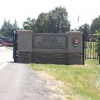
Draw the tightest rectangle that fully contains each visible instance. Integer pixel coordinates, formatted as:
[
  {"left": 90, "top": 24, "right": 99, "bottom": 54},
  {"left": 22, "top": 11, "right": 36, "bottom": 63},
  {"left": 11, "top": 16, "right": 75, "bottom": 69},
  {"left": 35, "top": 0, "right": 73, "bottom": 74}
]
[{"left": 0, "top": 0, "right": 100, "bottom": 29}]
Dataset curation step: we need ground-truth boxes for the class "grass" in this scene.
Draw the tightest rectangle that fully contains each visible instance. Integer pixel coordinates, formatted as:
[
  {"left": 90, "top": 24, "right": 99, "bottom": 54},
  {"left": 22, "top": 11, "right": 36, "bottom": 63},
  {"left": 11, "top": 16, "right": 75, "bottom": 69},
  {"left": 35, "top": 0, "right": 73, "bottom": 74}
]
[{"left": 31, "top": 61, "right": 100, "bottom": 100}]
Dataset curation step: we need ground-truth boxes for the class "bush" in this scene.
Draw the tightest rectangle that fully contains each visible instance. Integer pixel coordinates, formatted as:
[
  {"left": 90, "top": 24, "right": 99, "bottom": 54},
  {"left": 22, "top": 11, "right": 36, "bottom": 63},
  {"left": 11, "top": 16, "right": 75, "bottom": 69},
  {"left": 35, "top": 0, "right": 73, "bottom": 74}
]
[{"left": 94, "top": 30, "right": 100, "bottom": 53}]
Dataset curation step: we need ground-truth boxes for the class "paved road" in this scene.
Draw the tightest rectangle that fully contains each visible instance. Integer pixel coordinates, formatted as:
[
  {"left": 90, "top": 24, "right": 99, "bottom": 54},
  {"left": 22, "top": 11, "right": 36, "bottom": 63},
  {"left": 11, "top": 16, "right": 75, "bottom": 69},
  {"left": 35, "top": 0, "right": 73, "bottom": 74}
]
[
  {"left": 0, "top": 47, "right": 65, "bottom": 100},
  {"left": 0, "top": 47, "right": 13, "bottom": 68},
  {"left": 0, "top": 63, "right": 50, "bottom": 100},
  {"left": 0, "top": 47, "right": 49, "bottom": 100}
]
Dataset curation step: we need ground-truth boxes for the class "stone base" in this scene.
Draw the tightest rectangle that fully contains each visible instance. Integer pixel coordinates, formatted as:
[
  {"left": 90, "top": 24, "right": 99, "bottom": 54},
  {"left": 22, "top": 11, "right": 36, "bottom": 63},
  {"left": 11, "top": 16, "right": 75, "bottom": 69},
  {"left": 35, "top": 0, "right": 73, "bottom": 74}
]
[
  {"left": 18, "top": 52, "right": 82, "bottom": 65},
  {"left": 68, "top": 53, "right": 82, "bottom": 64},
  {"left": 18, "top": 52, "right": 32, "bottom": 63}
]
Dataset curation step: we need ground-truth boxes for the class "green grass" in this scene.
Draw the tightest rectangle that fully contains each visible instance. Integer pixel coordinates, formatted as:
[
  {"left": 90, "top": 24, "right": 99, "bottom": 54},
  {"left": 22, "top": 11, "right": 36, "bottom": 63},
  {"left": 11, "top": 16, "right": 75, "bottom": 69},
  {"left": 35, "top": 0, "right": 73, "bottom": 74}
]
[
  {"left": 31, "top": 61, "right": 100, "bottom": 100},
  {"left": 0, "top": 33, "right": 2, "bottom": 36}
]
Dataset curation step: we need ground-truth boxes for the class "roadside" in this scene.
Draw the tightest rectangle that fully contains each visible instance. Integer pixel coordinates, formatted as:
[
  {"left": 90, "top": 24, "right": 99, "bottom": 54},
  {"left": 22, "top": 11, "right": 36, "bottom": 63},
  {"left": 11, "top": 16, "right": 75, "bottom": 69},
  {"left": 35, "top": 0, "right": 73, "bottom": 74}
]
[
  {"left": 31, "top": 61, "right": 100, "bottom": 100},
  {"left": 37, "top": 72, "right": 67, "bottom": 100},
  {"left": 0, "top": 63, "right": 66, "bottom": 100},
  {"left": 0, "top": 47, "right": 67, "bottom": 100},
  {"left": 0, "top": 63, "right": 48, "bottom": 100}
]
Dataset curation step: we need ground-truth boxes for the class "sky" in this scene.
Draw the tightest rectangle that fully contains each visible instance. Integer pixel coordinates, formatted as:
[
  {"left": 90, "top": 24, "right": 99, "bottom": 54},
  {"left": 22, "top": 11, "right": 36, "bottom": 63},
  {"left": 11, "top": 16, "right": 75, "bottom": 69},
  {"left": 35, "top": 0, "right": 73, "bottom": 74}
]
[{"left": 0, "top": 0, "right": 100, "bottom": 29}]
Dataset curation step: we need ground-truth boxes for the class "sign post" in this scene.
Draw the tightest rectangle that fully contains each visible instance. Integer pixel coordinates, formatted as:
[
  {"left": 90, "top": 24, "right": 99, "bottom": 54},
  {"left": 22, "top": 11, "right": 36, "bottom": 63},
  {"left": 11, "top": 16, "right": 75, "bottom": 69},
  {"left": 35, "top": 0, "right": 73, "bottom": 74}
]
[{"left": 13, "top": 30, "right": 18, "bottom": 62}]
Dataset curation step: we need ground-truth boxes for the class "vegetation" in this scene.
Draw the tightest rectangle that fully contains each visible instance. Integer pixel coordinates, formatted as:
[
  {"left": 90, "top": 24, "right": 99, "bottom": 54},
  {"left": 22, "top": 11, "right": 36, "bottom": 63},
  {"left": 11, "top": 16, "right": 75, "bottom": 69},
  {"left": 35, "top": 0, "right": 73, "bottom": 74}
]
[
  {"left": 0, "top": 19, "right": 19, "bottom": 37},
  {"left": 23, "top": 7, "right": 70, "bottom": 33},
  {"left": 23, "top": 17, "right": 36, "bottom": 30},
  {"left": 78, "top": 23, "right": 91, "bottom": 34},
  {"left": 0, "top": 6, "right": 100, "bottom": 37},
  {"left": 91, "top": 16, "right": 100, "bottom": 33},
  {"left": 31, "top": 61, "right": 100, "bottom": 100},
  {"left": 0, "top": 33, "right": 2, "bottom": 36},
  {"left": 93, "top": 30, "right": 100, "bottom": 52}
]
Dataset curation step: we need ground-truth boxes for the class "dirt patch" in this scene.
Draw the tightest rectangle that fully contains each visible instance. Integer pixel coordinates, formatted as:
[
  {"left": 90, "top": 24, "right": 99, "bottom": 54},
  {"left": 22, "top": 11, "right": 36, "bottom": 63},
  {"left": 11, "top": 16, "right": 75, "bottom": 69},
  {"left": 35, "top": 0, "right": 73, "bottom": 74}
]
[{"left": 37, "top": 72, "right": 67, "bottom": 100}]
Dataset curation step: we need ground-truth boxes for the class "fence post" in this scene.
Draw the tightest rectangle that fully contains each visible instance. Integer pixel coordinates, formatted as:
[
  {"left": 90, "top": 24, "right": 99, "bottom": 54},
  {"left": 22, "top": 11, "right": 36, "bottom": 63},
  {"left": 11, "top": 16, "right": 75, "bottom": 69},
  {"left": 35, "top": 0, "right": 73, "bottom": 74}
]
[
  {"left": 13, "top": 30, "right": 18, "bottom": 62},
  {"left": 82, "top": 34, "right": 85, "bottom": 65},
  {"left": 98, "top": 37, "right": 100, "bottom": 64}
]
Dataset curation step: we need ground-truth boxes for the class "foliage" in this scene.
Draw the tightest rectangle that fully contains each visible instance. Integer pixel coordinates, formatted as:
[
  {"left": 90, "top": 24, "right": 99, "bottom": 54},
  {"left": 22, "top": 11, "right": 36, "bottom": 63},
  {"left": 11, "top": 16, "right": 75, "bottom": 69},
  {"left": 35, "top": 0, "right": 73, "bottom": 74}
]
[
  {"left": 0, "top": 33, "right": 2, "bottom": 36},
  {"left": 0, "top": 19, "right": 12, "bottom": 37},
  {"left": 0, "top": 19, "right": 19, "bottom": 37},
  {"left": 23, "top": 17, "right": 36, "bottom": 30},
  {"left": 1, "top": 6, "right": 100, "bottom": 36},
  {"left": 13, "top": 20, "right": 19, "bottom": 31},
  {"left": 23, "top": 7, "right": 70, "bottom": 33},
  {"left": 95, "top": 30, "right": 100, "bottom": 35},
  {"left": 34, "top": 13, "right": 48, "bottom": 32},
  {"left": 91, "top": 16, "right": 100, "bottom": 33},
  {"left": 94, "top": 30, "right": 100, "bottom": 52},
  {"left": 78, "top": 23, "right": 91, "bottom": 34},
  {"left": 47, "top": 7, "right": 70, "bottom": 33},
  {"left": 31, "top": 61, "right": 100, "bottom": 100}
]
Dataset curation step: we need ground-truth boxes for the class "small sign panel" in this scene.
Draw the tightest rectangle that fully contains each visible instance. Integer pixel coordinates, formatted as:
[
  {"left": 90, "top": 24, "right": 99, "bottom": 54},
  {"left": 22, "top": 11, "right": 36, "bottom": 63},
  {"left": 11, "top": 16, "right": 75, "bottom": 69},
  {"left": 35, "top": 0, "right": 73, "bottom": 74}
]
[
  {"left": 71, "top": 37, "right": 80, "bottom": 47},
  {"left": 33, "top": 34, "right": 67, "bottom": 49}
]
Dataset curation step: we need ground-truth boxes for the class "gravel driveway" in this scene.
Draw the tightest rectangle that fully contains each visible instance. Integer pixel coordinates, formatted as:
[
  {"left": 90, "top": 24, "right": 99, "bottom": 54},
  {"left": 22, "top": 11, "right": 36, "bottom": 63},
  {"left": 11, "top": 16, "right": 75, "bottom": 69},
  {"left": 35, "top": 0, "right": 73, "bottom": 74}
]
[{"left": 0, "top": 63, "right": 66, "bottom": 100}]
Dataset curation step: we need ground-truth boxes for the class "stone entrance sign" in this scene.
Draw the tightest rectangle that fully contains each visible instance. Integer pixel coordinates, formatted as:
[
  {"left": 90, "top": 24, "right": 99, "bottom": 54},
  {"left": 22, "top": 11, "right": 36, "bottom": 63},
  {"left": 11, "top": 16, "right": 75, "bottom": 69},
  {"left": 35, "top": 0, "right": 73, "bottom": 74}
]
[{"left": 17, "top": 30, "right": 83, "bottom": 64}]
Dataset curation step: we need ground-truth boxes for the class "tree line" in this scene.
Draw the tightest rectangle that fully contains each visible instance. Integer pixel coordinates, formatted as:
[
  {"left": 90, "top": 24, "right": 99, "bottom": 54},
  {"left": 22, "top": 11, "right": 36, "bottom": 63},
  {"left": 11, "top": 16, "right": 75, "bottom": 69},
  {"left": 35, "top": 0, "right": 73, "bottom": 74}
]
[
  {"left": 0, "top": 19, "right": 19, "bottom": 37},
  {"left": 0, "top": 6, "right": 100, "bottom": 37}
]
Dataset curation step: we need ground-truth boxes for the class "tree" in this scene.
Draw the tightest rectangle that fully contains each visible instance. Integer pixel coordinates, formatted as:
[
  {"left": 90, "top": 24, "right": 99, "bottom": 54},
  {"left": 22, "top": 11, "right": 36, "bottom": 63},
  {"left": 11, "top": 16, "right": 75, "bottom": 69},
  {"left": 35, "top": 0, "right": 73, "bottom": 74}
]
[
  {"left": 0, "top": 19, "right": 13, "bottom": 37},
  {"left": 49, "top": 7, "right": 70, "bottom": 33},
  {"left": 91, "top": 16, "right": 100, "bottom": 33},
  {"left": 0, "top": 19, "right": 19, "bottom": 37},
  {"left": 23, "top": 6, "right": 70, "bottom": 33},
  {"left": 78, "top": 23, "right": 91, "bottom": 34},
  {"left": 23, "top": 17, "right": 36, "bottom": 30},
  {"left": 13, "top": 20, "right": 19, "bottom": 31},
  {"left": 93, "top": 30, "right": 100, "bottom": 52},
  {"left": 34, "top": 13, "right": 48, "bottom": 33}
]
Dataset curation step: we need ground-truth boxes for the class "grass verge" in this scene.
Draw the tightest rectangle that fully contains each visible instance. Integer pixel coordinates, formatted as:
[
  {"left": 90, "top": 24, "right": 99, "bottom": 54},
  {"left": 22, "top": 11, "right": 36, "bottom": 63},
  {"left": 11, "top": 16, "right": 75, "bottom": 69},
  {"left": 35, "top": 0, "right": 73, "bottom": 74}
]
[{"left": 31, "top": 61, "right": 100, "bottom": 100}]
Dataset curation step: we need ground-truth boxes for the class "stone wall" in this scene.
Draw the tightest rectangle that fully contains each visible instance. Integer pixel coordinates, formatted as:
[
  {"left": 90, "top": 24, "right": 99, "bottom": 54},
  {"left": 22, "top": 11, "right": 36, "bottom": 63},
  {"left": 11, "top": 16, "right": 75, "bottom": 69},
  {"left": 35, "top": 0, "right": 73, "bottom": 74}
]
[
  {"left": 17, "top": 30, "right": 83, "bottom": 65},
  {"left": 18, "top": 52, "right": 33, "bottom": 63},
  {"left": 32, "top": 52, "right": 68, "bottom": 64},
  {"left": 18, "top": 51, "right": 82, "bottom": 64},
  {"left": 67, "top": 53, "right": 82, "bottom": 64}
]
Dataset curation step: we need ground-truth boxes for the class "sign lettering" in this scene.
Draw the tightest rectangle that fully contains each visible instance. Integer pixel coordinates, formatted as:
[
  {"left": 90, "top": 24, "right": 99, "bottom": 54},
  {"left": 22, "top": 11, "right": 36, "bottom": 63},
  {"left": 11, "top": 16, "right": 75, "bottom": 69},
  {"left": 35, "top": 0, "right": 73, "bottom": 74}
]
[{"left": 33, "top": 35, "right": 67, "bottom": 49}]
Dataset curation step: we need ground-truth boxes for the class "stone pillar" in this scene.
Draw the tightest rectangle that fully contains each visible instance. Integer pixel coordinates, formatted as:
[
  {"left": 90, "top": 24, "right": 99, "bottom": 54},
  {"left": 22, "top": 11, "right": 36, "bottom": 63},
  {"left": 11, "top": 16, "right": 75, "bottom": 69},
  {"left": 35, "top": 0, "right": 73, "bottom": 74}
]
[
  {"left": 67, "top": 31, "right": 83, "bottom": 64},
  {"left": 17, "top": 30, "right": 33, "bottom": 63}
]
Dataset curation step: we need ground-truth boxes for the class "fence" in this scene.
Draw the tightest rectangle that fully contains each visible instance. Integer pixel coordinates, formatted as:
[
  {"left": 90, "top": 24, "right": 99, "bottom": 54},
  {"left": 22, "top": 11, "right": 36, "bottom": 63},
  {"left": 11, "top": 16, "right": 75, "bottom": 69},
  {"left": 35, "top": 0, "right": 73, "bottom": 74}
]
[
  {"left": 13, "top": 31, "right": 100, "bottom": 65},
  {"left": 83, "top": 34, "right": 100, "bottom": 64},
  {"left": 13, "top": 31, "right": 18, "bottom": 62}
]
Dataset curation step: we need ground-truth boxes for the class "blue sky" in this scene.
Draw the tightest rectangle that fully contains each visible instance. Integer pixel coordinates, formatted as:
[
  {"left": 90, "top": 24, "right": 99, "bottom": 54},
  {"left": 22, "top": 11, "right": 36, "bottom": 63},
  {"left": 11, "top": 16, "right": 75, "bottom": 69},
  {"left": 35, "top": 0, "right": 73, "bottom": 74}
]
[{"left": 0, "top": 0, "right": 100, "bottom": 29}]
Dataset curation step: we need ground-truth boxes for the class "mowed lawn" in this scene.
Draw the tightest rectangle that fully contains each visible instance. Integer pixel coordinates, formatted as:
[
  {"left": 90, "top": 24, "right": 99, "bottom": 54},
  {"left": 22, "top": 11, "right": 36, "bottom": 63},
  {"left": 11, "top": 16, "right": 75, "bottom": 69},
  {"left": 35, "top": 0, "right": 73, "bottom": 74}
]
[{"left": 31, "top": 61, "right": 100, "bottom": 100}]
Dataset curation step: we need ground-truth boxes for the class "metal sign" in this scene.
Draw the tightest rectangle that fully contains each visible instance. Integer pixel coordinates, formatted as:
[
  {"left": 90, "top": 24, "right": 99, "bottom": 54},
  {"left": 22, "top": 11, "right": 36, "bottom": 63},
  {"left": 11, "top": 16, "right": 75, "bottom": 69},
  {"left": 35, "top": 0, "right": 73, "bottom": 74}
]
[{"left": 72, "top": 37, "right": 80, "bottom": 47}]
